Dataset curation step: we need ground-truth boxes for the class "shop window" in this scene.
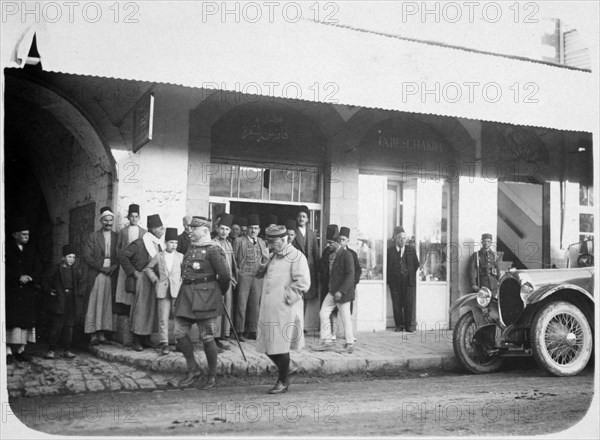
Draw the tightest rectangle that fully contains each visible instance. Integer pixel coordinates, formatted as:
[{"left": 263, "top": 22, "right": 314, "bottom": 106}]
[
  {"left": 357, "top": 174, "right": 385, "bottom": 280},
  {"left": 578, "top": 183, "right": 594, "bottom": 248},
  {"left": 579, "top": 184, "right": 593, "bottom": 207},
  {"left": 210, "top": 163, "right": 237, "bottom": 197},
  {"left": 270, "top": 169, "right": 294, "bottom": 201},
  {"left": 238, "top": 166, "right": 264, "bottom": 199},
  {"left": 300, "top": 171, "right": 319, "bottom": 203}
]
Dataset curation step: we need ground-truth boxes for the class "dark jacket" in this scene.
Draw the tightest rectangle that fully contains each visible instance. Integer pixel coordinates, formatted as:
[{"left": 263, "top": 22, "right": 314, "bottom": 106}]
[
  {"left": 293, "top": 227, "right": 320, "bottom": 300},
  {"left": 347, "top": 247, "right": 361, "bottom": 285},
  {"left": 319, "top": 247, "right": 355, "bottom": 303},
  {"left": 119, "top": 237, "right": 153, "bottom": 275},
  {"left": 5, "top": 238, "right": 42, "bottom": 329},
  {"left": 45, "top": 262, "right": 84, "bottom": 322},
  {"left": 386, "top": 245, "right": 420, "bottom": 290}
]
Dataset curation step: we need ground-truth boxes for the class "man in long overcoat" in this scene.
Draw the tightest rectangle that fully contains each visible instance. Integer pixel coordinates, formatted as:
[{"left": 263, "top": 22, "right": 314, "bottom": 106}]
[{"left": 5, "top": 217, "right": 42, "bottom": 363}]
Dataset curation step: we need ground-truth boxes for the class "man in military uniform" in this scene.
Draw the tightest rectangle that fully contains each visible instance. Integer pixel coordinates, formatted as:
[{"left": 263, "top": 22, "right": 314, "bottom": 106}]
[
  {"left": 174, "top": 216, "right": 231, "bottom": 389},
  {"left": 468, "top": 233, "right": 500, "bottom": 292}
]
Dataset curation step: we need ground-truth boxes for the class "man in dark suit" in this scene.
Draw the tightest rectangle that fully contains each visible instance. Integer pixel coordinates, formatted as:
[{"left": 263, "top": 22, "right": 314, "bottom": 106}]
[
  {"left": 83, "top": 206, "right": 119, "bottom": 345},
  {"left": 314, "top": 225, "right": 355, "bottom": 353},
  {"left": 5, "top": 217, "right": 42, "bottom": 364},
  {"left": 293, "top": 207, "right": 319, "bottom": 313},
  {"left": 386, "top": 227, "right": 420, "bottom": 333}
]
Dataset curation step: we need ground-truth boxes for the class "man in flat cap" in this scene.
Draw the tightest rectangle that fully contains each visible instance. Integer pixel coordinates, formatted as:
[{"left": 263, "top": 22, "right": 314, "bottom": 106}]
[
  {"left": 293, "top": 207, "right": 320, "bottom": 316},
  {"left": 83, "top": 207, "right": 118, "bottom": 346},
  {"left": 213, "top": 213, "right": 238, "bottom": 347},
  {"left": 386, "top": 227, "right": 420, "bottom": 333},
  {"left": 468, "top": 233, "right": 500, "bottom": 293},
  {"left": 5, "top": 217, "right": 42, "bottom": 363},
  {"left": 229, "top": 219, "right": 242, "bottom": 244},
  {"left": 119, "top": 214, "right": 165, "bottom": 351},
  {"left": 233, "top": 214, "right": 269, "bottom": 340},
  {"left": 115, "top": 204, "right": 147, "bottom": 320},
  {"left": 174, "top": 216, "right": 231, "bottom": 389},
  {"left": 315, "top": 225, "right": 355, "bottom": 352}
]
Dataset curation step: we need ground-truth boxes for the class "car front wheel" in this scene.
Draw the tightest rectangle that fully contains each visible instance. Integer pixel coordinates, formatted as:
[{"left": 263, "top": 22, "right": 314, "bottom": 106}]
[
  {"left": 530, "top": 301, "right": 593, "bottom": 376},
  {"left": 453, "top": 312, "right": 504, "bottom": 374}
]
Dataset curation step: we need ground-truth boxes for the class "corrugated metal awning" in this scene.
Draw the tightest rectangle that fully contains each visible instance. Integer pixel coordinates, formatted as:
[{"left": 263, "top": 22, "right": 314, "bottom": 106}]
[{"left": 1, "top": 2, "right": 597, "bottom": 132}]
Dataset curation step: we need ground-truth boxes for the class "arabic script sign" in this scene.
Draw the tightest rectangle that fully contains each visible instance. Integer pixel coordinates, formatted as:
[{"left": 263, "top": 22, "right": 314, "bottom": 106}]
[{"left": 241, "top": 116, "right": 289, "bottom": 142}]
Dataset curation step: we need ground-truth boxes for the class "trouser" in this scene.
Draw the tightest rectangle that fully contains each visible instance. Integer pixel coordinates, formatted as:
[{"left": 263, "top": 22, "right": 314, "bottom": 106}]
[
  {"left": 174, "top": 316, "right": 218, "bottom": 376},
  {"left": 48, "top": 313, "right": 75, "bottom": 350},
  {"left": 267, "top": 353, "right": 290, "bottom": 383},
  {"left": 390, "top": 280, "right": 416, "bottom": 330},
  {"left": 214, "top": 285, "right": 232, "bottom": 338},
  {"left": 319, "top": 293, "right": 354, "bottom": 343},
  {"left": 157, "top": 293, "right": 174, "bottom": 344},
  {"left": 235, "top": 273, "right": 263, "bottom": 334}
]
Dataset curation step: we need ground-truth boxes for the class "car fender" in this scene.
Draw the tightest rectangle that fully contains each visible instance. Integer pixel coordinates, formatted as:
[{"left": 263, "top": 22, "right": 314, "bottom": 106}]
[
  {"left": 451, "top": 294, "right": 490, "bottom": 328},
  {"left": 526, "top": 283, "right": 594, "bottom": 305}
]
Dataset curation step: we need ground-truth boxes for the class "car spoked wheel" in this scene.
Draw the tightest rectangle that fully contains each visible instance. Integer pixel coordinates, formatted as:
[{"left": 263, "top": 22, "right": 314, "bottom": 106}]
[
  {"left": 531, "top": 301, "right": 593, "bottom": 377},
  {"left": 453, "top": 312, "right": 504, "bottom": 374}
]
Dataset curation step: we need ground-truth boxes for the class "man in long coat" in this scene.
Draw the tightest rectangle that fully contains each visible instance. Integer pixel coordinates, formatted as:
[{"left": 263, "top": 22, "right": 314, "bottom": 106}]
[
  {"left": 5, "top": 217, "right": 42, "bottom": 363},
  {"left": 119, "top": 214, "right": 165, "bottom": 351},
  {"left": 83, "top": 206, "right": 118, "bottom": 345},
  {"left": 293, "top": 207, "right": 320, "bottom": 314},
  {"left": 386, "top": 227, "right": 420, "bottom": 333},
  {"left": 256, "top": 225, "right": 310, "bottom": 394}
]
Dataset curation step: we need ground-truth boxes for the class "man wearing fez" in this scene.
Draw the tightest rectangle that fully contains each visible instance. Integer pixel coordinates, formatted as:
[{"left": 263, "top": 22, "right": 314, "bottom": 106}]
[
  {"left": 115, "top": 204, "right": 147, "bottom": 315},
  {"left": 238, "top": 217, "right": 248, "bottom": 237},
  {"left": 293, "top": 207, "right": 320, "bottom": 313},
  {"left": 213, "top": 213, "right": 238, "bottom": 347},
  {"left": 177, "top": 215, "right": 193, "bottom": 255},
  {"left": 5, "top": 217, "right": 42, "bottom": 364},
  {"left": 144, "top": 227, "right": 183, "bottom": 355},
  {"left": 120, "top": 214, "right": 165, "bottom": 351},
  {"left": 468, "top": 233, "right": 500, "bottom": 293},
  {"left": 315, "top": 225, "right": 355, "bottom": 353},
  {"left": 83, "top": 207, "right": 118, "bottom": 345},
  {"left": 386, "top": 227, "right": 420, "bottom": 333},
  {"left": 339, "top": 226, "right": 361, "bottom": 324},
  {"left": 174, "top": 216, "right": 230, "bottom": 389},
  {"left": 233, "top": 214, "right": 269, "bottom": 340}
]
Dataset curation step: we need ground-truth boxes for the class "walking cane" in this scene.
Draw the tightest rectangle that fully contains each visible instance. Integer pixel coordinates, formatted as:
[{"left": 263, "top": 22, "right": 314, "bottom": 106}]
[{"left": 223, "top": 305, "right": 247, "bottom": 362}]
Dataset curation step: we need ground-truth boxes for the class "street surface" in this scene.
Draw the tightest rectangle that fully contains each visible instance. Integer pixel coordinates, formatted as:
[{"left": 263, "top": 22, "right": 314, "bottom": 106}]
[{"left": 5, "top": 366, "right": 597, "bottom": 437}]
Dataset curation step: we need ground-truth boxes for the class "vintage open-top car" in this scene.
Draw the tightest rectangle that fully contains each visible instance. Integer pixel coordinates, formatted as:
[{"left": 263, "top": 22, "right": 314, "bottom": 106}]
[{"left": 451, "top": 265, "right": 595, "bottom": 376}]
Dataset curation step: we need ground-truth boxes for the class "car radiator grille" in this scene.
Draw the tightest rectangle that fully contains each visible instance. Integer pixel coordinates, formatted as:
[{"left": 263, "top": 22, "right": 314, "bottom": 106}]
[{"left": 498, "top": 278, "right": 524, "bottom": 326}]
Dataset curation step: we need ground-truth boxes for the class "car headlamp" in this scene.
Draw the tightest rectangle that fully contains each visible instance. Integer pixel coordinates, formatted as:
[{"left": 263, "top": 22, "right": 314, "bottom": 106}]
[
  {"left": 520, "top": 281, "right": 535, "bottom": 303},
  {"left": 476, "top": 286, "right": 492, "bottom": 307}
]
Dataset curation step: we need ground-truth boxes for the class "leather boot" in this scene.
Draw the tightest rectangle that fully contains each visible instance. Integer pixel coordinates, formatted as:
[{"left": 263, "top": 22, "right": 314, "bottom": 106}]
[
  {"left": 176, "top": 337, "right": 201, "bottom": 387},
  {"left": 132, "top": 334, "right": 143, "bottom": 351}
]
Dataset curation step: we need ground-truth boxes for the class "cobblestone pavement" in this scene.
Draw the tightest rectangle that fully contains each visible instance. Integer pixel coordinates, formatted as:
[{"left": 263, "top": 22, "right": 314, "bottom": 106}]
[{"left": 6, "top": 330, "right": 457, "bottom": 398}]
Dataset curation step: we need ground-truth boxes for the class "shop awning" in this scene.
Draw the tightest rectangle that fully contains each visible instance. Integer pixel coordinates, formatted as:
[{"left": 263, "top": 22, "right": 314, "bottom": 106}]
[{"left": 1, "top": 2, "right": 597, "bottom": 133}]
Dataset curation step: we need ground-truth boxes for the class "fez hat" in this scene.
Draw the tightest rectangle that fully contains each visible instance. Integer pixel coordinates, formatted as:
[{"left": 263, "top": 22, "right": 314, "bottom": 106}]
[
  {"left": 127, "top": 204, "right": 140, "bottom": 216},
  {"left": 266, "top": 225, "right": 287, "bottom": 239},
  {"left": 393, "top": 226, "right": 405, "bottom": 237},
  {"left": 482, "top": 233, "right": 493, "bottom": 240},
  {"left": 297, "top": 205, "right": 310, "bottom": 217},
  {"left": 99, "top": 206, "right": 114, "bottom": 219},
  {"left": 248, "top": 214, "right": 260, "bottom": 226},
  {"left": 11, "top": 216, "right": 30, "bottom": 233},
  {"left": 285, "top": 219, "right": 297, "bottom": 231},
  {"left": 62, "top": 244, "right": 76, "bottom": 256},
  {"left": 165, "top": 227, "right": 179, "bottom": 242},
  {"left": 190, "top": 216, "right": 211, "bottom": 228},
  {"left": 339, "top": 226, "right": 351, "bottom": 239},
  {"left": 147, "top": 214, "right": 163, "bottom": 229},
  {"left": 326, "top": 224, "right": 339, "bottom": 241},
  {"left": 237, "top": 217, "right": 248, "bottom": 227},
  {"left": 220, "top": 213, "right": 234, "bottom": 228},
  {"left": 267, "top": 215, "right": 278, "bottom": 225}
]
